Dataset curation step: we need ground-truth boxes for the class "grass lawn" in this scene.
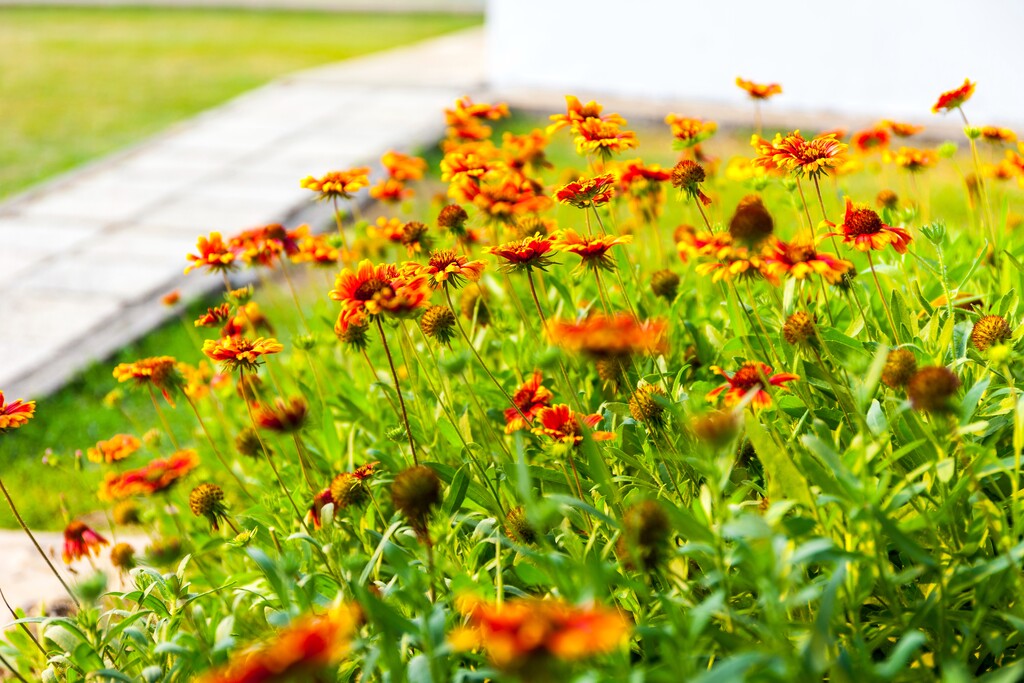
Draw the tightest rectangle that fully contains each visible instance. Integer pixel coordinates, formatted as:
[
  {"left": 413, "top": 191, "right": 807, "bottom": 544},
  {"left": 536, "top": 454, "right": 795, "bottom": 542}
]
[{"left": 0, "top": 7, "right": 480, "bottom": 199}]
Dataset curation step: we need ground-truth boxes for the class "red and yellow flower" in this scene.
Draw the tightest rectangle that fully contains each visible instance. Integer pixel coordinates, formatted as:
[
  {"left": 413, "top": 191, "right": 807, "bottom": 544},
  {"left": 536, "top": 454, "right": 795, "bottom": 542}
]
[
  {"left": 761, "top": 237, "right": 853, "bottom": 283},
  {"left": 185, "top": 232, "right": 236, "bottom": 274},
  {"left": 665, "top": 114, "right": 717, "bottom": 148},
  {"left": 403, "top": 249, "right": 486, "bottom": 289},
  {"left": 202, "top": 336, "right": 284, "bottom": 372},
  {"left": 99, "top": 449, "right": 201, "bottom": 501},
  {"left": 851, "top": 127, "right": 891, "bottom": 154},
  {"left": 450, "top": 596, "right": 629, "bottom": 672},
  {"left": 504, "top": 371, "right": 554, "bottom": 433},
  {"left": 300, "top": 168, "right": 370, "bottom": 200},
  {"left": 330, "top": 260, "right": 432, "bottom": 331},
  {"left": 487, "top": 233, "right": 556, "bottom": 272},
  {"left": 882, "top": 120, "right": 924, "bottom": 138},
  {"left": 381, "top": 150, "right": 427, "bottom": 181},
  {"left": 932, "top": 78, "right": 976, "bottom": 114},
  {"left": 752, "top": 130, "right": 847, "bottom": 178},
  {"left": 548, "top": 314, "right": 667, "bottom": 358},
  {"left": 736, "top": 77, "right": 782, "bottom": 100},
  {"left": 197, "top": 604, "right": 361, "bottom": 683},
  {"left": 981, "top": 126, "right": 1017, "bottom": 145},
  {"left": 885, "top": 146, "right": 937, "bottom": 173},
  {"left": 826, "top": 197, "right": 913, "bottom": 253},
  {"left": 707, "top": 362, "right": 798, "bottom": 409},
  {"left": 62, "top": 521, "right": 109, "bottom": 564},
  {"left": 551, "top": 229, "right": 632, "bottom": 271},
  {"left": 87, "top": 434, "right": 141, "bottom": 464},
  {"left": 0, "top": 392, "right": 35, "bottom": 432},
  {"left": 112, "top": 356, "right": 182, "bottom": 402},
  {"left": 555, "top": 174, "right": 616, "bottom": 208},
  {"left": 532, "top": 404, "right": 614, "bottom": 445}
]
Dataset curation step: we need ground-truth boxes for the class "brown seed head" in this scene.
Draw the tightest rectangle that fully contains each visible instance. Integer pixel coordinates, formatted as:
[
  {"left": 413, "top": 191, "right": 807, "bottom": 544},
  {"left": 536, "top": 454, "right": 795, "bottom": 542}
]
[
  {"left": 671, "top": 160, "right": 706, "bottom": 191},
  {"left": 782, "top": 311, "right": 816, "bottom": 345},
  {"left": 650, "top": 269, "right": 680, "bottom": 301},
  {"left": 907, "top": 366, "right": 960, "bottom": 413},
  {"left": 971, "top": 315, "right": 1012, "bottom": 352},
  {"left": 420, "top": 305, "right": 457, "bottom": 345},
  {"left": 391, "top": 465, "right": 442, "bottom": 529},
  {"left": 110, "top": 543, "right": 136, "bottom": 571},
  {"left": 629, "top": 384, "right": 669, "bottom": 427},
  {"left": 690, "top": 410, "right": 739, "bottom": 448},
  {"left": 504, "top": 506, "right": 537, "bottom": 544},
  {"left": 620, "top": 500, "right": 671, "bottom": 570},
  {"left": 728, "top": 194, "right": 774, "bottom": 246},
  {"left": 330, "top": 472, "right": 369, "bottom": 509},
  {"left": 881, "top": 348, "right": 917, "bottom": 389}
]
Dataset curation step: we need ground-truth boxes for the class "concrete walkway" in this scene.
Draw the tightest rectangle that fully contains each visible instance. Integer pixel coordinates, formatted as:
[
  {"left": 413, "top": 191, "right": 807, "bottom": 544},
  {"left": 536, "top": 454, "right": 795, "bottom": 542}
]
[{"left": 0, "top": 28, "right": 486, "bottom": 399}]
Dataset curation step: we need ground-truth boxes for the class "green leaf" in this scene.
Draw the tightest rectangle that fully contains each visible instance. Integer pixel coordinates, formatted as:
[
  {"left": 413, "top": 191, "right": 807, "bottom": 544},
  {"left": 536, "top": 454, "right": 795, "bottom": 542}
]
[{"left": 746, "top": 416, "right": 814, "bottom": 508}]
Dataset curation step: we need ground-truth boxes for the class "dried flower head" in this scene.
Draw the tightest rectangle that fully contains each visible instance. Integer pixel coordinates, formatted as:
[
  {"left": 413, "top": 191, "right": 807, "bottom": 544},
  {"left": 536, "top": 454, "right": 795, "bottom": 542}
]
[
  {"left": 437, "top": 203, "right": 469, "bottom": 235},
  {"left": 189, "top": 483, "right": 228, "bottom": 530},
  {"left": 420, "top": 305, "right": 457, "bottom": 345},
  {"left": 971, "top": 315, "right": 1012, "bottom": 352},
  {"left": 782, "top": 311, "right": 816, "bottom": 345},
  {"left": 391, "top": 465, "right": 442, "bottom": 531},
  {"left": 882, "top": 348, "right": 917, "bottom": 389},
  {"left": 504, "top": 506, "right": 537, "bottom": 544},
  {"left": 629, "top": 383, "right": 669, "bottom": 427},
  {"left": 619, "top": 500, "right": 670, "bottom": 570},
  {"left": 650, "top": 269, "right": 680, "bottom": 301},
  {"left": 671, "top": 160, "right": 711, "bottom": 206},
  {"left": 728, "top": 194, "right": 774, "bottom": 246},
  {"left": 907, "top": 366, "right": 960, "bottom": 413}
]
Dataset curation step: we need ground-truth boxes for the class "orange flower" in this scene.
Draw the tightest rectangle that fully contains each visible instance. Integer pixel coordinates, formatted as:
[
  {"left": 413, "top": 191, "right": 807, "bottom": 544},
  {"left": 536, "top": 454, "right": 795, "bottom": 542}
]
[
  {"left": 194, "top": 303, "right": 232, "bottom": 328},
  {"left": 253, "top": 396, "right": 308, "bottom": 433},
  {"left": 677, "top": 228, "right": 731, "bottom": 263},
  {"left": 300, "top": 168, "right": 370, "bottom": 200},
  {"left": 932, "top": 78, "right": 976, "bottom": 114},
  {"left": 99, "top": 449, "right": 201, "bottom": 501},
  {"left": 403, "top": 249, "right": 486, "bottom": 289},
  {"left": 87, "top": 434, "right": 141, "bottom": 464},
  {"left": 551, "top": 229, "right": 632, "bottom": 271},
  {"left": 62, "top": 521, "right": 108, "bottom": 564},
  {"left": 369, "top": 178, "right": 412, "bottom": 203},
  {"left": 465, "top": 175, "right": 553, "bottom": 224},
  {"left": 693, "top": 246, "right": 766, "bottom": 283},
  {"left": 736, "top": 77, "right": 782, "bottom": 100},
  {"left": 547, "top": 313, "right": 667, "bottom": 358},
  {"left": 761, "top": 237, "right": 853, "bottom": 283},
  {"left": 532, "top": 404, "right": 614, "bottom": 445},
  {"left": 229, "top": 224, "right": 306, "bottom": 267},
  {"left": 445, "top": 96, "right": 509, "bottom": 141},
  {"left": 885, "top": 146, "right": 937, "bottom": 173},
  {"left": 851, "top": 127, "right": 891, "bottom": 154},
  {"left": 329, "top": 260, "right": 431, "bottom": 331},
  {"left": 664, "top": 114, "right": 717, "bottom": 148},
  {"left": 185, "top": 232, "right": 236, "bottom": 274},
  {"left": 826, "top": 197, "right": 912, "bottom": 253},
  {"left": 572, "top": 117, "right": 639, "bottom": 158},
  {"left": 487, "top": 233, "right": 557, "bottom": 272},
  {"left": 547, "top": 95, "right": 625, "bottom": 135},
  {"left": 381, "top": 150, "right": 427, "bottom": 181},
  {"left": 504, "top": 371, "right": 554, "bottom": 433},
  {"left": 0, "top": 392, "right": 35, "bottom": 432},
  {"left": 502, "top": 129, "right": 551, "bottom": 172},
  {"left": 707, "top": 362, "right": 798, "bottom": 409},
  {"left": 307, "top": 488, "right": 334, "bottom": 530},
  {"left": 752, "top": 130, "right": 847, "bottom": 178},
  {"left": 617, "top": 159, "right": 672, "bottom": 188},
  {"left": 196, "top": 605, "right": 360, "bottom": 683},
  {"left": 981, "top": 126, "right": 1017, "bottom": 145},
  {"left": 292, "top": 233, "right": 339, "bottom": 266},
  {"left": 161, "top": 290, "right": 181, "bottom": 306},
  {"left": 368, "top": 216, "right": 406, "bottom": 244},
  {"left": 450, "top": 597, "right": 629, "bottom": 672},
  {"left": 112, "top": 356, "right": 182, "bottom": 402},
  {"left": 555, "top": 174, "right": 616, "bottom": 208},
  {"left": 882, "top": 120, "right": 924, "bottom": 138},
  {"left": 202, "top": 336, "right": 284, "bottom": 372}
]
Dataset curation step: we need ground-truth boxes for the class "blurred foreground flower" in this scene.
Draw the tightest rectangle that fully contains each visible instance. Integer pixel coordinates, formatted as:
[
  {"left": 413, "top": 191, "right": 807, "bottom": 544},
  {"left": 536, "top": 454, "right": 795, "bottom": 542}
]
[
  {"left": 0, "top": 392, "right": 36, "bottom": 432},
  {"left": 62, "top": 521, "right": 108, "bottom": 564}
]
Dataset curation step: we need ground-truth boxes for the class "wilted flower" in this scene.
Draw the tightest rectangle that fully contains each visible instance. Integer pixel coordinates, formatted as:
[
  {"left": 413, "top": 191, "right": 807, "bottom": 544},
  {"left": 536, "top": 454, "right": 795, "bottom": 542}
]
[
  {"left": 882, "top": 348, "right": 917, "bottom": 389},
  {"left": 619, "top": 500, "right": 670, "bottom": 570},
  {"left": 391, "top": 465, "right": 442, "bottom": 532},
  {"left": 707, "top": 361, "right": 798, "bottom": 409},
  {"left": 62, "top": 521, "right": 109, "bottom": 564},
  {"left": 650, "top": 269, "right": 680, "bottom": 301},
  {"left": 189, "top": 483, "right": 228, "bottom": 530},
  {"left": 971, "top": 315, "right": 1012, "bottom": 352},
  {"left": 437, "top": 203, "right": 469, "bottom": 235}
]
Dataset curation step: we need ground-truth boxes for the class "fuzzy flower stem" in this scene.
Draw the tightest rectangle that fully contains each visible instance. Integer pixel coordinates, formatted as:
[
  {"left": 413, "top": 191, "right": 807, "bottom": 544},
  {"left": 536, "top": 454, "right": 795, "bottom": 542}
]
[
  {"left": 0, "top": 477, "right": 80, "bottom": 609},
  {"left": 444, "top": 286, "right": 530, "bottom": 425},
  {"left": 184, "top": 393, "right": 257, "bottom": 503},
  {"left": 374, "top": 317, "right": 419, "bottom": 466}
]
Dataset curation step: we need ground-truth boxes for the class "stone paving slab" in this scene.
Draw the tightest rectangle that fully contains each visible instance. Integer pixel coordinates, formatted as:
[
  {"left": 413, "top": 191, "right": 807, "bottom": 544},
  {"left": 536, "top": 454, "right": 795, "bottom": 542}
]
[{"left": 0, "top": 28, "right": 486, "bottom": 400}]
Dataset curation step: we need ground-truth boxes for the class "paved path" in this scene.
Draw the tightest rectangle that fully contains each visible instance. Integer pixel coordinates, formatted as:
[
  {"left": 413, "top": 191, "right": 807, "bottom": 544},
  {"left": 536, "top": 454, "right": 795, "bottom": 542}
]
[
  {"left": 0, "top": 28, "right": 486, "bottom": 399},
  {"left": 0, "top": 0, "right": 482, "bottom": 10}
]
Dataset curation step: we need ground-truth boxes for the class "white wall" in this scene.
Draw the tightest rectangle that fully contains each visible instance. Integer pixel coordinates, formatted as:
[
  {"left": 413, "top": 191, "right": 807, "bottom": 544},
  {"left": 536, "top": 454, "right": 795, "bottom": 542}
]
[{"left": 486, "top": 0, "right": 1024, "bottom": 126}]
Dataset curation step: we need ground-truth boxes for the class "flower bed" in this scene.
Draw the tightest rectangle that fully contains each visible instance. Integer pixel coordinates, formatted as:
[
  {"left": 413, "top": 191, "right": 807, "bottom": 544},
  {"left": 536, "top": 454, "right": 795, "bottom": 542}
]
[{"left": 3, "top": 82, "right": 1024, "bottom": 681}]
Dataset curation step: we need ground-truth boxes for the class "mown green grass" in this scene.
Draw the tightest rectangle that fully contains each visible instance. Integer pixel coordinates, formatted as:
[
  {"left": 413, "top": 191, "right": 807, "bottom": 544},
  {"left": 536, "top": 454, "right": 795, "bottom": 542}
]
[{"left": 0, "top": 7, "right": 480, "bottom": 199}]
